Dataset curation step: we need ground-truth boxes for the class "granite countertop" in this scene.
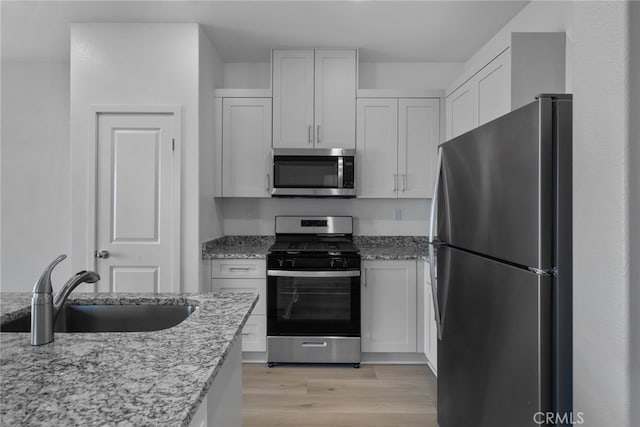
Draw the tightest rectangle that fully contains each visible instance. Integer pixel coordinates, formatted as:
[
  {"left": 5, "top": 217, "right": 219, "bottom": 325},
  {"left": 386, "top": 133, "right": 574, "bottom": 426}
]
[
  {"left": 354, "top": 236, "right": 429, "bottom": 261},
  {"left": 202, "top": 235, "right": 429, "bottom": 261},
  {"left": 202, "top": 235, "right": 274, "bottom": 259},
  {"left": 0, "top": 292, "right": 257, "bottom": 426}
]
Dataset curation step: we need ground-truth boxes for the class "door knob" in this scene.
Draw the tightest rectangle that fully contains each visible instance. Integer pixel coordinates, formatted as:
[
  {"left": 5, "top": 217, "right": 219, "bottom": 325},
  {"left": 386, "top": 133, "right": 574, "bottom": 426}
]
[{"left": 96, "top": 250, "right": 110, "bottom": 259}]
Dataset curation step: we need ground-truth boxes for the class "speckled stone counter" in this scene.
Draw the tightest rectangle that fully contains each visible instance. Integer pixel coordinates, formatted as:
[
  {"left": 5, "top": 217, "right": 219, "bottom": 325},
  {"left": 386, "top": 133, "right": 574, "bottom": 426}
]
[
  {"left": 354, "top": 236, "right": 429, "bottom": 261},
  {"left": 202, "top": 235, "right": 274, "bottom": 259},
  {"left": 0, "top": 292, "right": 257, "bottom": 426},
  {"left": 202, "top": 235, "right": 430, "bottom": 262}
]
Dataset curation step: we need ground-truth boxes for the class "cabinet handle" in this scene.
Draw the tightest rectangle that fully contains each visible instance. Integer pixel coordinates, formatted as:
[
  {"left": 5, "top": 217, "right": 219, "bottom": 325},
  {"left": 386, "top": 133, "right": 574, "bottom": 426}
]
[
  {"left": 317, "top": 125, "right": 321, "bottom": 144},
  {"left": 308, "top": 125, "right": 312, "bottom": 144},
  {"left": 230, "top": 267, "right": 251, "bottom": 271},
  {"left": 402, "top": 174, "right": 407, "bottom": 192},
  {"left": 266, "top": 173, "right": 270, "bottom": 192},
  {"left": 242, "top": 332, "right": 250, "bottom": 336},
  {"left": 393, "top": 174, "right": 398, "bottom": 192}
]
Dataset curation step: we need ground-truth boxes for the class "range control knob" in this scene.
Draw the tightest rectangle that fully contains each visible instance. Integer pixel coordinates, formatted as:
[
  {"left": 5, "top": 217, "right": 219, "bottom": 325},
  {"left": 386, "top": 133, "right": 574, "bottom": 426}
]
[
  {"left": 330, "top": 259, "right": 336, "bottom": 269},
  {"left": 342, "top": 259, "right": 349, "bottom": 268},
  {"left": 286, "top": 259, "right": 296, "bottom": 268}
]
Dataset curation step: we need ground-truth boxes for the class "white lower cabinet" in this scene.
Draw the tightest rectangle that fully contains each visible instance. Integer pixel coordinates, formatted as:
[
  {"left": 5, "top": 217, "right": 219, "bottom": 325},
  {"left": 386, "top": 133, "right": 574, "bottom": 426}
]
[
  {"left": 424, "top": 262, "right": 438, "bottom": 373},
  {"left": 211, "top": 260, "right": 267, "bottom": 353},
  {"left": 361, "top": 260, "right": 417, "bottom": 353},
  {"left": 239, "top": 314, "right": 266, "bottom": 352}
]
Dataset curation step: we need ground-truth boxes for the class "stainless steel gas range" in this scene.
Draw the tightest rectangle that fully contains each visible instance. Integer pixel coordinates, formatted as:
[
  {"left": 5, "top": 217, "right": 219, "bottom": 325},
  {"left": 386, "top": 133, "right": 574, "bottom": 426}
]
[{"left": 266, "top": 216, "right": 361, "bottom": 368}]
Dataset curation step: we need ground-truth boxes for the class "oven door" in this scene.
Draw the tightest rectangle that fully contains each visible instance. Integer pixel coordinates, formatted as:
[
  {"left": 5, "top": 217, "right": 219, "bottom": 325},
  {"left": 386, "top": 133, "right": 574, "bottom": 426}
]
[{"left": 267, "top": 270, "right": 361, "bottom": 337}]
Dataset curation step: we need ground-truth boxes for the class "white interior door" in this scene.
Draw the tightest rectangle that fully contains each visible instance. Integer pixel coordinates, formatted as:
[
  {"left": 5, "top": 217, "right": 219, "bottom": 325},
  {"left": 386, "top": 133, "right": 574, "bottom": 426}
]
[{"left": 96, "top": 112, "right": 178, "bottom": 293}]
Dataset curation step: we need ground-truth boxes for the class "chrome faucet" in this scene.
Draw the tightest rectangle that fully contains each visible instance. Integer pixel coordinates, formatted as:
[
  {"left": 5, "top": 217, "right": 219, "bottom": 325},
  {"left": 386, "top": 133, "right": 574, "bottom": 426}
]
[{"left": 31, "top": 254, "right": 100, "bottom": 346}]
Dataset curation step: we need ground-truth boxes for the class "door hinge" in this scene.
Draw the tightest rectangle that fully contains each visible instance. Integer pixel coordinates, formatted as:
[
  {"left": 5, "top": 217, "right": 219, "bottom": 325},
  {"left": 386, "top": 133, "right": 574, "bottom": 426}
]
[
  {"left": 528, "top": 267, "right": 556, "bottom": 276},
  {"left": 172, "top": 138, "right": 175, "bottom": 151}
]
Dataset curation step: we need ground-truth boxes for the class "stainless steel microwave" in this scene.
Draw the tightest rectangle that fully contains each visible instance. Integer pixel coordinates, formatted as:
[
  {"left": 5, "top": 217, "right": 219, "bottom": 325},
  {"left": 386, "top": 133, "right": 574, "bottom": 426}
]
[{"left": 271, "top": 148, "right": 356, "bottom": 197}]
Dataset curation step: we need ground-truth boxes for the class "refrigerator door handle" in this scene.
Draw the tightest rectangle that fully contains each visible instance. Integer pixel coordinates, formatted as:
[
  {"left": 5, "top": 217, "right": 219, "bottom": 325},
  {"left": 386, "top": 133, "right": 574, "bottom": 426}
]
[{"left": 429, "top": 147, "right": 444, "bottom": 340}]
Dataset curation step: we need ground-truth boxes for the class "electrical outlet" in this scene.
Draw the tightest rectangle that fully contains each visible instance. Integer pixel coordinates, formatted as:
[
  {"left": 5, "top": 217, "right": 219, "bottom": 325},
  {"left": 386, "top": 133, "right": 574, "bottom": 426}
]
[{"left": 393, "top": 208, "right": 402, "bottom": 221}]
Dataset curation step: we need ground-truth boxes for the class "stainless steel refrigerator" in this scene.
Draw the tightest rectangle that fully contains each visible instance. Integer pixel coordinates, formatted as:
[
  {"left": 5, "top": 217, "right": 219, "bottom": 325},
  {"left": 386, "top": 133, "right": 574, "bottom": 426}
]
[{"left": 429, "top": 94, "right": 572, "bottom": 427}]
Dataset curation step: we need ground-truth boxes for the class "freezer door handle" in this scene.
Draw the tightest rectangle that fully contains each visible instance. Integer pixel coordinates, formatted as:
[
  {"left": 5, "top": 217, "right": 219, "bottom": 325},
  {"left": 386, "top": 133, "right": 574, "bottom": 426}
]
[{"left": 429, "top": 147, "right": 444, "bottom": 340}]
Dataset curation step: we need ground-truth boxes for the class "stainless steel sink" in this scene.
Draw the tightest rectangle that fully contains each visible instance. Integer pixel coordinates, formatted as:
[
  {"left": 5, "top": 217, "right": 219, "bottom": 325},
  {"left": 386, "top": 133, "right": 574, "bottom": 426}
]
[{"left": 0, "top": 304, "right": 196, "bottom": 333}]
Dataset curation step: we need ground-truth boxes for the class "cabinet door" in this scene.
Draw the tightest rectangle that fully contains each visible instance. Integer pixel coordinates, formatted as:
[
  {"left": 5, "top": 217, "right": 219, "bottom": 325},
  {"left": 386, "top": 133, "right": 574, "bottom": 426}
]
[
  {"left": 362, "top": 260, "right": 417, "bottom": 352},
  {"left": 314, "top": 49, "right": 356, "bottom": 149},
  {"left": 356, "top": 98, "right": 398, "bottom": 198},
  {"left": 241, "top": 314, "right": 267, "bottom": 352},
  {"left": 272, "top": 50, "right": 315, "bottom": 148},
  {"left": 222, "top": 98, "right": 272, "bottom": 197},
  {"left": 446, "top": 81, "right": 475, "bottom": 139},
  {"left": 398, "top": 98, "right": 440, "bottom": 198},
  {"left": 424, "top": 262, "right": 438, "bottom": 373},
  {"left": 475, "top": 49, "right": 511, "bottom": 126}
]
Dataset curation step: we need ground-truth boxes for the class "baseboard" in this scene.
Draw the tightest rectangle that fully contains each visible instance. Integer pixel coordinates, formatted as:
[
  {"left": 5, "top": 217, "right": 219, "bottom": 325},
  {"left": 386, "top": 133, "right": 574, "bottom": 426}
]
[
  {"left": 361, "top": 352, "right": 428, "bottom": 364},
  {"left": 242, "top": 351, "right": 267, "bottom": 363},
  {"left": 243, "top": 351, "right": 430, "bottom": 365}
]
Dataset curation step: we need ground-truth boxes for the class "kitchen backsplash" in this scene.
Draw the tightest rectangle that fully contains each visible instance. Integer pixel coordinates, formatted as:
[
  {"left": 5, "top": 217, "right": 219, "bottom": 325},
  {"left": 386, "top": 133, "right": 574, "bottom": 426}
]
[{"left": 221, "top": 198, "right": 430, "bottom": 236}]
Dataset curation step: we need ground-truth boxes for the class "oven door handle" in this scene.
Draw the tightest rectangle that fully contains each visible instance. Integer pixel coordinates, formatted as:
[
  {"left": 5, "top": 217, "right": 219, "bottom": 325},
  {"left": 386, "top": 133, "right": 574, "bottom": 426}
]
[{"left": 267, "top": 270, "right": 361, "bottom": 278}]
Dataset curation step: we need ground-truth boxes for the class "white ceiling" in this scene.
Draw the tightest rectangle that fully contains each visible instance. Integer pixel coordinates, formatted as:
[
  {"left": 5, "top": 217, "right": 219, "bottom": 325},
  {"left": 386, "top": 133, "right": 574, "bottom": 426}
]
[{"left": 1, "top": 0, "right": 529, "bottom": 63}]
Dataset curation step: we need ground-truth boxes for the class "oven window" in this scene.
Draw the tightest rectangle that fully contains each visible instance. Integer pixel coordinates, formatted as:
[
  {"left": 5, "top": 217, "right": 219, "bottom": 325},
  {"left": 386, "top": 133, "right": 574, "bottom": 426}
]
[
  {"left": 268, "top": 275, "right": 360, "bottom": 336},
  {"left": 274, "top": 156, "right": 338, "bottom": 188},
  {"left": 276, "top": 278, "right": 350, "bottom": 320}
]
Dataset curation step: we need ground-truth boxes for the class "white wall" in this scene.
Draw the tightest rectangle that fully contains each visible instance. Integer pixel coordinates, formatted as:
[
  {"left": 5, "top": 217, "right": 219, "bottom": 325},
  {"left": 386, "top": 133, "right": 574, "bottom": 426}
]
[
  {"left": 630, "top": 3, "right": 640, "bottom": 425},
  {"left": 358, "top": 62, "right": 463, "bottom": 90},
  {"left": 223, "top": 62, "right": 270, "bottom": 89},
  {"left": 222, "top": 61, "right": 465, "bottom": 91},
  {"left": 1, "top": 61, "right": 71, "bottom": 291},
  {"left": 199, "top": 28, "right": 225, "bottom": 291},
  {"left": 221, "top": 198, "right": 429, "bottom": 236},
  {"left": 70, "top": 23, "right": 201, "bottom": 291},
  {"left": 572, "top": 2, "right": 631, "bottom": 426}
]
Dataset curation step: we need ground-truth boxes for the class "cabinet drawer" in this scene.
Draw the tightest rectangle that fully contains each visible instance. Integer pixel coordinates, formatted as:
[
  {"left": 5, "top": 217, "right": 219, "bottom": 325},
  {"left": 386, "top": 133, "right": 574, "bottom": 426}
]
[
  {"left": 241, "top": 314, "right": 266, "bottom": 352},
  {"left": 211, "top": 260, "right": 266, "bottom": 278},
  {"left": 214, "top": 278, "right": 266, "bottom": 315}
]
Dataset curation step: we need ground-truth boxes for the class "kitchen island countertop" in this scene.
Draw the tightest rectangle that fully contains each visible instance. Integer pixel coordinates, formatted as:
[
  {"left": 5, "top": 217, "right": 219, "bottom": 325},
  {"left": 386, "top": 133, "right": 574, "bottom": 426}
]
[{"left": 0, "top": 292, "right": 257, "bottom": 426}]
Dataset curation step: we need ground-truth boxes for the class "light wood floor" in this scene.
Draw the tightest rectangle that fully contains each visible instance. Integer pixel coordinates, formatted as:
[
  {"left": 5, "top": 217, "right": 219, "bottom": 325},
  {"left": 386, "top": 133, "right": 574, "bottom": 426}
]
[{"left": 242, "top": 364, "right": 437, "bottom": 427}]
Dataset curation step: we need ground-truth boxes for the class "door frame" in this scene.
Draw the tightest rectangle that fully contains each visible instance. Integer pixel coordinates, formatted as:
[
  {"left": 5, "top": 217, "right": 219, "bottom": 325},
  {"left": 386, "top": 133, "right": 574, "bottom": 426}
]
[{"left": 86, "top": 105, "right": 182, "bottom": 289}]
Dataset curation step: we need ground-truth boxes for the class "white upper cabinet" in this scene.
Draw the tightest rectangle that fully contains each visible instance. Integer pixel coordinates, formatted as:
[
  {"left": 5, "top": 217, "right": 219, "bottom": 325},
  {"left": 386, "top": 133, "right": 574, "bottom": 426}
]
[
  {"left": 356, "top": 98, "right": 398, "bottom": 198},
  {"left": 272, "top": 50, "right": 315, "bottom": 148},
  {"left": 221, "top": 97, "right": 272, "bottom": 197},
  {"left": 475, "top": 50, "right": 511, "bottom": 126},
  {"left": 273, "top": 49, "right": 356, "bottom": 149},
  {"left": 446, "top": 82, "right": 475, "bottom": 139},
  {"left": 446, "top": 32, "right": 566, "bottom": 140},
  {"left": 357, "top": 97, "right": 439, "bottom": 198},
  {"left": 398, "top": 98, "right": 440, "bottom": 198}
]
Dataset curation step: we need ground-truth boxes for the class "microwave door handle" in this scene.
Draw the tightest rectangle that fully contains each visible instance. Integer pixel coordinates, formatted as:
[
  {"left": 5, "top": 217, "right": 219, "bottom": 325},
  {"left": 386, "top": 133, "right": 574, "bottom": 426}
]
[{"left": 338, "top": 157, "right": 344, "bottom": 188}]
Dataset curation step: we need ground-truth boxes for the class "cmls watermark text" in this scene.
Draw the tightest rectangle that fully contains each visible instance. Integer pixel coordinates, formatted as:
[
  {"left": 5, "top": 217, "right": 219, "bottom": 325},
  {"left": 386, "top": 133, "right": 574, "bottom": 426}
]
[{"left": 533, "top": 412, "right": 585, "bottom": 425}]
